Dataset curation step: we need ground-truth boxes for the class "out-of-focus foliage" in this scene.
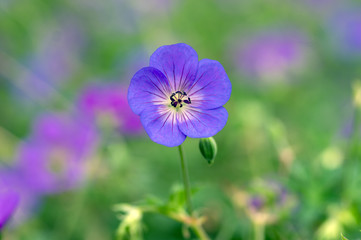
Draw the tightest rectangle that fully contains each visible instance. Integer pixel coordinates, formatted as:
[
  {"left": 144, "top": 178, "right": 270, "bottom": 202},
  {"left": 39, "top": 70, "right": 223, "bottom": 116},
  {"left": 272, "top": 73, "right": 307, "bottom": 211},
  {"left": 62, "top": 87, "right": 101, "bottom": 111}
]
[{"left": 1, "top": 0, "right": 361, "bottom": 239}]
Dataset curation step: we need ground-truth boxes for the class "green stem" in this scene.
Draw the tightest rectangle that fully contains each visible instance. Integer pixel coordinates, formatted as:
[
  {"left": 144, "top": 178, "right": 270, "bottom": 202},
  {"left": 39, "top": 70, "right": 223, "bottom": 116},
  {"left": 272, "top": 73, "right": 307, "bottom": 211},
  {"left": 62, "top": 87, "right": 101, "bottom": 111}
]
[
  {"left": 342, "top": 101, "right": 361, "bottom": 200},
  {"left": 192, "top": 224, "right": 211, "bottom": 240},
  {"left": 254, "top": 222, "right": 265, "bottom": 240},
  {"left": 178, "top": 145, "right": 211, "bottom": 240},
  {"left": 178, "top": 145, "right": 193, "bottom": 214}
]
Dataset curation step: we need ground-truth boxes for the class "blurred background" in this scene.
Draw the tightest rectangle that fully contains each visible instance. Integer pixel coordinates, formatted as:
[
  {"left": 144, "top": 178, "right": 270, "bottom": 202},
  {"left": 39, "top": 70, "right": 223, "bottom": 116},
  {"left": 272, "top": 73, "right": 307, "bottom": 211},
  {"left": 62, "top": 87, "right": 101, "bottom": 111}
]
[{"left": 1, "top": 0, "right": 361, "bottom": 239}]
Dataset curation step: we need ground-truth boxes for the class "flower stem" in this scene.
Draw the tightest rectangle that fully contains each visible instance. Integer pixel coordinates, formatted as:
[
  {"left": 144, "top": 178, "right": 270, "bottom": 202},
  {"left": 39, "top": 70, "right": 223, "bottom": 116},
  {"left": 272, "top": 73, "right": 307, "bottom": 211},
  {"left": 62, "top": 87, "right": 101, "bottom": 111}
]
[
  {"left": 192, "top": 224, "right": 210, "bottom": 240},
  {"left": 178, "top": 145, "right": 210, "bottom": 240},
  {"left": 178, "top": 144, "right": 193, "bottom": 214},
  {"left": 254, "top": 223, "right": 265, "bottom": 240}
]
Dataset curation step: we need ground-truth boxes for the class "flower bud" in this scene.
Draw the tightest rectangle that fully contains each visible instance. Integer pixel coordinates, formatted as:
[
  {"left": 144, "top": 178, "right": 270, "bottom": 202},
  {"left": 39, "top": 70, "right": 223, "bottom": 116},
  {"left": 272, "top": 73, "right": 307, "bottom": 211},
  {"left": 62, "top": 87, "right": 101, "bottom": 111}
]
[{"left": 199, "top": 137, "right": 217, "bottom": 165}]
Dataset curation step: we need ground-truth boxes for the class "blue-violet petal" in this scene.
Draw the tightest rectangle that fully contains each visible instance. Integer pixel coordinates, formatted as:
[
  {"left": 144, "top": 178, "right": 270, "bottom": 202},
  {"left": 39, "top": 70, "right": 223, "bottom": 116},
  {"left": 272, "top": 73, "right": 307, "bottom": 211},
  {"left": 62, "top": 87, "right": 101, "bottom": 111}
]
[
  {"left": 177, "top": 106, "right": 228, "bottom": 138},
  {"left": 128, "top": 67, "right": 171, "bottom": 115},
  {"left": 140, "top": 105, "right": 186, "bottom": 147},
  {"left": 187, "top": 59, "right": 232, "bottom": 110},
  {"left": 149, "top": 43, "right": 199, "bottom": 92}
]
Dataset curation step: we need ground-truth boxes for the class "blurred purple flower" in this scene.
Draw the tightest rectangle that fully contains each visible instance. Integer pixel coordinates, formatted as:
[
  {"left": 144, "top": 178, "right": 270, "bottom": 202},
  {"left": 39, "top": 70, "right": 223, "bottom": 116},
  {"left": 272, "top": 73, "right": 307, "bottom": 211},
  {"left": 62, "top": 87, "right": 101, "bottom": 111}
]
[
  {"left": 19, "top": 20, "right": 85, "bottom": 100},
  {"left": 248, "top": 196, "right": 264, "bottom": 211},
  {"left": 76, "top": 83, "right": 143, "bottom": 135},
  {"left": 0, "top": 179, "right": 19, "bottom": 229},
  {"left": 0, "top": 169, "right": 38, "bottom": 225},
  {"left": 340, "top": 112, "right": 355, "bottom": 138},
  {"left": 248, "top": 180, "right": 295, "bottom": 223},
  {"left": 71, "top": 0, "right": 138, "bottom": 34},
  {"left": 303, "top": 0, "right": 339, "bottom": 12},
  {"left": 327, "top": 6, "right": 361, "bottom": 59},
  {"left": 16, "top": 113, "right": 97, "bottom": 194},
  {"left": 130, "top": 0, "right": 177, "bottom": 16},
  {"left": 235, "top": 30, "right": 310, "bottom": 83},
  {"left": 247, "top": 182, "right": 288, "bottom": 212},
  {"left": 232, "top": 179, "right": 297, "bottom": 225},
  {"left": 128, "top": 43, "right": 232, "bottom": 147}
]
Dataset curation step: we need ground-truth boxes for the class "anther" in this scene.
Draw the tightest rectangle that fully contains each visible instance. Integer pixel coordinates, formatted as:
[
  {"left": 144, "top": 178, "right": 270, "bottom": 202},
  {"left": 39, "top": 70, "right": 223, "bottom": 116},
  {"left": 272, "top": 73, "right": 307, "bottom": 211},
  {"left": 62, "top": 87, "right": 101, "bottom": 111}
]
[{"left": 170, "top": 91, "right": 191, "bottom": 108}]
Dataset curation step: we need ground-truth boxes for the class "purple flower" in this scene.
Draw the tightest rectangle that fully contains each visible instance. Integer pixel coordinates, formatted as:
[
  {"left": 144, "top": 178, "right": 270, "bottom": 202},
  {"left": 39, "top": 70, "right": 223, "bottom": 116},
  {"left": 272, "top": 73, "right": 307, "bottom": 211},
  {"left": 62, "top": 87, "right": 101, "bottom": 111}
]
[
  {"left": 130, "top": 0, "right": 177, "bottom": 15},
  {"left": 0, "top": 169, "right": 38, "bottom": 226},
  {"left": 16, "top": 113, "right": 97, "bottom": 194},
  {"left": 0, "top": 179, "right": 19, "bottom": 229},
  {"left": 76, "top": 83, "right": 143, "bottom": 135},
  {"left": 128, "top": 43, "right": 232, "bottom": 147},
  {"left": 248, "top": 196, "right": 264, "bottom": 211},
  {"left": 302, "top": 0, "right": 340, "bottom": 13},
  {"left": 232, "top": 179, "right": 297, "bottom": 225},
  {"left": 327, "top": 6, "right": 361, "bottom": 58},
  {"left": 248, "top": 180, "right": 296, "bottom": 220},
  {"left": 29, "top": 21, "right": 84, "bottom": 85},
  {"left": 235, "top": 30, "right": 309, "bottom": 83},
  {"left": 17, "top": 20, "right": 85, "bottom": 101}
]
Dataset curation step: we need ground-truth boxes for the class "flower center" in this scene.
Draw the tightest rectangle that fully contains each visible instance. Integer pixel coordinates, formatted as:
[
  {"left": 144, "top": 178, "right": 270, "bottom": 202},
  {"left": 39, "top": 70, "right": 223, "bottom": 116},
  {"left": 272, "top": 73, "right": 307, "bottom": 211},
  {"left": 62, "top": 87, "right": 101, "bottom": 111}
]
[
  {"left": 47, "top": 148, "right": 68, "bottom": 176},
  {"left": 170, "top": 91, "right": 191, "bottom": 108}
]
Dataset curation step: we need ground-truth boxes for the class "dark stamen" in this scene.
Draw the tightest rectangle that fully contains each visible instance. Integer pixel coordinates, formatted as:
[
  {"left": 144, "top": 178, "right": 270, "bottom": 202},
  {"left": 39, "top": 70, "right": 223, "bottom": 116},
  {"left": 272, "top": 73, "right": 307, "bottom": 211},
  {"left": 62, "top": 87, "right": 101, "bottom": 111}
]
[{"left": 170, "top": 91, "right": 191, "bottom": 108}]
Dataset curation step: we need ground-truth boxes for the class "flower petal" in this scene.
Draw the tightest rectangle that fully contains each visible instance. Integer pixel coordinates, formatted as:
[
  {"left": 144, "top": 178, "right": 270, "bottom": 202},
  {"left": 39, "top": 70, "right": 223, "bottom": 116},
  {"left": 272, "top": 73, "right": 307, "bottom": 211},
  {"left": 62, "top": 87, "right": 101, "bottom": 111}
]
[
  {"left": 186, "top": 59, "right": 232, "bottom": 109},
  {"left": 140, "top": 105, "right": 186, "bottom": 147},
  {"left": 178, "top": 107, "right": 228, "bottom": 138},
  {"left": 150, "top": 43, "right": 199, "bottom": 92},
  {"left": 128, "top": 67, "right": 171, "bottom": 115},
  {"left": 0, "top": 188, "right": 19, "bottom": 229}
]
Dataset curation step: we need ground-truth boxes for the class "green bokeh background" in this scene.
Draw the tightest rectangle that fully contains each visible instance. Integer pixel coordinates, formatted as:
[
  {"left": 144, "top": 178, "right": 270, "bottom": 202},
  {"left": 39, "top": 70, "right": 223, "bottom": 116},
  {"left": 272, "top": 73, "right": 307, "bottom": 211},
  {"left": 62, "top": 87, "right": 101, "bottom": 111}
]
[{"left": 1, "top": 0, "right": 361, "bottom": 239}]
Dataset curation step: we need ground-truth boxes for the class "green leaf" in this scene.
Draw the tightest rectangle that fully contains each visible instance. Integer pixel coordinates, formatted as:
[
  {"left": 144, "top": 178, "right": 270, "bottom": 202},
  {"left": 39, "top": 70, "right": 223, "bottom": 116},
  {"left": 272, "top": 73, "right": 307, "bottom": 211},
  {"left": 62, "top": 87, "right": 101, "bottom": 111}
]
[{"left": 341, "top": 233, "right": 349, "bottom": 240}]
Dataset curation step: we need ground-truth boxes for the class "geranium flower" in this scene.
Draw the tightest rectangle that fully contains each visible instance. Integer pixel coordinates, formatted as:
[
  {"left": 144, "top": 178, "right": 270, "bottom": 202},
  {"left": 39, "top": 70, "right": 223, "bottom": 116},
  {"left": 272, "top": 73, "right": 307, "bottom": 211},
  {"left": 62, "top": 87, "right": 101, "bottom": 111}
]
[
  {"left": 16, "top": 113, "right": 97, "bottom": 193},
  {"left": 128, "top": 43, "right": 231, "bottom": 147},
  {"left": 18, "top": 21, "right": 85, "bottom": 101},
  {"left": 234, "top": 30, "right": 309, "bottom": 83},
  {"left": 76, "top": 83, "right": 143, "bottom": 135},
  {"left": 0, "top": 180, "right": 19, "bottom": 229},
  {"left": 231, "top": 179, "right": 297, "bottom": 226},
  {"left": 0, "top": 169, "right": 39, "bottom": 226},
  {"left": 327, "top": 6, "right": 361, "bottom": 59}
]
